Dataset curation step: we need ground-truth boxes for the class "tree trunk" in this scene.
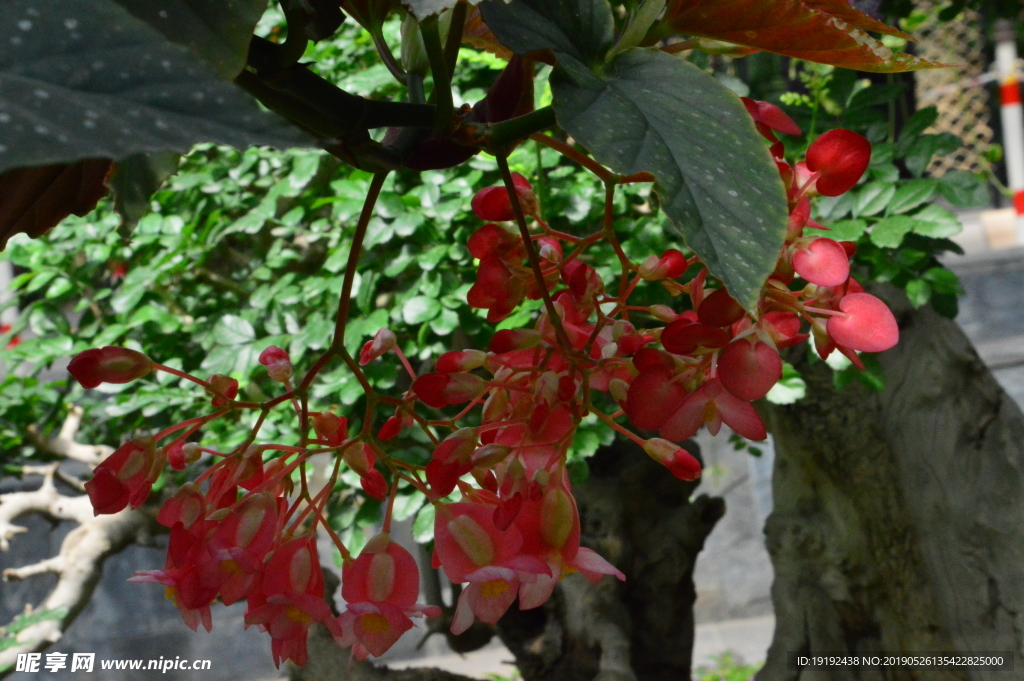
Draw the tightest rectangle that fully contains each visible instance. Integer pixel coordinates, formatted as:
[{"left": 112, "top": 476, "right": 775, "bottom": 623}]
[
  {"left": 292, "top": 440, "right": 726, "bottom": 681},
  {"left": 759, "top": 288, "right": 1024, "bottom": 681}
]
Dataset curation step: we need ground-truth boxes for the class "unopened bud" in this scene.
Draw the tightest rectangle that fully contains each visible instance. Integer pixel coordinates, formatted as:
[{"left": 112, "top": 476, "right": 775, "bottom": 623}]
[
  {"left": 470, "top": 443, "right": 511, "bottom": 469},
  {"left": 360, "top": 328, "right": 397, "bottom": 365},
  {"left": 649, "top": 304, "right": 677, "bottom": 323},
  {"left": 435, "top": 349, "right": 487, "bottom": 373},
  {"left": 258, "top": 346, "right": 293, "bottom": 383},
  {"left": 68, "top": 346, "right": 154, "bottom": 389}
]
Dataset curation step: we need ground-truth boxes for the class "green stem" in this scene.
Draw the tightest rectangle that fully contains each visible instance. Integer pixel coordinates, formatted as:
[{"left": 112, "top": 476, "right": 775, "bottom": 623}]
[
  {"left": 487, "top": 107, "right": 557, "bottom": 150},
  {"left": 420, "top": 16, "right": 454, "bottom": 130},
  {"left": 443, "top": 1, "right": 468, "bottom": 77},
  {"left": 373, "top": 31, "right": 408, "bottom": 84},
  {"left": 608, "top": 0, "right": 666, "bottom": 60}
]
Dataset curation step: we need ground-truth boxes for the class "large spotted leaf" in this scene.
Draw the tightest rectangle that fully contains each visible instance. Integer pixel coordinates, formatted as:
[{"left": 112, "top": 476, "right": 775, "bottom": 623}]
[
  {"left": 665, "top": 0, "right": 940, "bottom": 73},
  {"left": 482, "top": 0, "right": 788, "bottom": 311},
  {"left": 111, "top": 0, "right": 268, "bottom": 80},
  {"left": 0, "top": 0, "right": 309, "bottom": 175}
]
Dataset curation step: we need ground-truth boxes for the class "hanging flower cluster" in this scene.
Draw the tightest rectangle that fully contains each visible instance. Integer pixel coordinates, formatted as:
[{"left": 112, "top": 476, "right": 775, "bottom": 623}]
[{"left": 65, "top": 98, "right": 896, "bottom": 667}]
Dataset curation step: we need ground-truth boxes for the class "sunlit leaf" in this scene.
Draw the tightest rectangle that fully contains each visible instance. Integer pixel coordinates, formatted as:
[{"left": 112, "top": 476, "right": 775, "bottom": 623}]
[{"left": 664, "top": 0, "right": 943, "bottom": 73}]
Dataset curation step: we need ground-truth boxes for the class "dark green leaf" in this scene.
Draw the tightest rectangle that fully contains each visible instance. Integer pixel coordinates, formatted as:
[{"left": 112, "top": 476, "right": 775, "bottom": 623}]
[
  {"left": 937, "top": 169, "right": 989, "bottom": 208},
  {"left": 0, "top": 0, "right": 309, "bottom": 173},
  {"left": 480, "top": 0, "right": 614, "bottom": 70},
  {"left": 109, "top": 152, "right": 181, "bottom": 228},
  {"left": 112, "top": 0, "right": 268, "bottom": 79},
  {"left": 904, "top": 133, "right": 961, "bottom": 177},
  {"left": 887, "top": 178, "right": 937, "bottom": 214},
  {"left": 895, "top": 106, "right": 938, "bottom": 155}
]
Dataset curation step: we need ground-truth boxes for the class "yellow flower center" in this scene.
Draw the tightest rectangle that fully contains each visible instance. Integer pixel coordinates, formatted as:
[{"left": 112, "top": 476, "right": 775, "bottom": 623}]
[
  {"left": 480, "top": 579, "right": 510, "bottom": 600},
  {"left": 359, "top": 613, "right": 391, "bottom": 634},
  {"left": 285, "top": 606, "right": 312, "bottom": 623}
]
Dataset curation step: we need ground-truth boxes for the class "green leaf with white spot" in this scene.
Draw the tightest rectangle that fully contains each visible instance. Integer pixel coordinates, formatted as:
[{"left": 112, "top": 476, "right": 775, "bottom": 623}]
[{"left": 0, "top": 0, "right": 309, "bottom": 174}]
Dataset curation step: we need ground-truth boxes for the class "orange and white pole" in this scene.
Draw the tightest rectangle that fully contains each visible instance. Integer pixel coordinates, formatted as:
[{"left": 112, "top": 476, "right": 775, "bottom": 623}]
[{"left": 995, "top": 20, "right": 1024, "bottom": 242}]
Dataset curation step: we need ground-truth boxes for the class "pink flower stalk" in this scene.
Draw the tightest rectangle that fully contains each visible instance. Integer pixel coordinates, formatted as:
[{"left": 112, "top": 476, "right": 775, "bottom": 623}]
[
  {"left": 513, "top": 481, "right": 624, "bottom": 609},
  {"left": 825, "top": 292, "right": 899, "bottom": 353},
  {"left": 131, "top": 522, "right": 218, "bottom": 633},
  {"left": 202, "top": 492, "right": 279, "bottom": 605},
  {"left": 68, "top": 346, "right": 153, "bottom": 389},
  {"left": 643, "top": 438, "right": 703, "bottom": 481},
  {"left": 335, "top": 533, "right": 441, "bottom": 660},
  {"left": 206, "top": 374, "right": 239, "bottom": 407}
]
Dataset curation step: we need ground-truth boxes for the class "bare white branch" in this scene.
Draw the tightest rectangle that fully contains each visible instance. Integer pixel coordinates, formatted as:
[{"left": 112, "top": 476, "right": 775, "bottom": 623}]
[
  {"left": 25, "top": 407, "right": 113, "bottom": 466},
  {"left": 0, "top": 461, "right": 150, "bottom": 674}
]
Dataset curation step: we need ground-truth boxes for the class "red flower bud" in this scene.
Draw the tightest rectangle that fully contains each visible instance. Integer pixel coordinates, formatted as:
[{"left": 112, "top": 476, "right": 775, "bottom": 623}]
[
  {"left": 258, "top": 346, "right": 293, "bottom": 383},
  {"left": 805, "top": 129, "right": 871, "bottom": 197},
  {"left": 471, "top": 173, "right": 536, "bottom": 221},
  {"left": 68, "top": 347, "right": 153, "bottom": 389}
]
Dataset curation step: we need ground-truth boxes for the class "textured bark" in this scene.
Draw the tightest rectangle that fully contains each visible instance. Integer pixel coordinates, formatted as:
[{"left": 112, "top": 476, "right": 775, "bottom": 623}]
[
  {"left": 759, "top": 288, "right": 1024, "bottom": 681},
  {"left": 496, "top": 440, "right": 725, "bottom": 681}
]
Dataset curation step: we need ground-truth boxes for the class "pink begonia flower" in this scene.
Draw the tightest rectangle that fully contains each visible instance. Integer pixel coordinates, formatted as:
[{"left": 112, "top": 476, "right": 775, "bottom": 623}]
[
  {"left": 791, "top": 237, "right": 850, "bottom": 287},
  {"left": 245, "top": 535, "right": 342, "bottom": 668},
  {"left": 131, "top": 522, "right": 218, "bottom": 633},
  {"left": 513, "top": 480, "right": 624, "bottom": 610},
  {"left": 200, "top": 492, "right": 279, "bottom": 605},
  {"left": 433, "top": 502, "right": 549, "bottom": 634},
  {"left": 717, "top": 337, "right": 783, "bottom": 402},
  {"left": 334, "top": 533, "right": 441, "bottom": 660},
  {"left": 660, "top": 378, "right": 767, "bottom": 442},
  {"left": 85, "top": 436, "right": 163, "bottom": 515}
]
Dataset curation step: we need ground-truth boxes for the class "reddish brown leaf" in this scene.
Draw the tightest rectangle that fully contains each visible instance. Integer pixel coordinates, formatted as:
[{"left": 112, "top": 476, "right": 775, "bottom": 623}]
[
  {"left": 462, "top": 6, "right": 513, "bottom": 61},
  {"left": 664, "top": 0, "right": 943, "bottom": 72},
  {"left": 0, "top": 159, "right": 113, "bottom": 250}
]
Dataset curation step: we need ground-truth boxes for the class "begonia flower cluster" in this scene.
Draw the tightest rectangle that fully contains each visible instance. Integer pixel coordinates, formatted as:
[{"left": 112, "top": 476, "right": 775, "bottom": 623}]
[{"left": 64, "top": 98, "right": 897, "bottom": 669}]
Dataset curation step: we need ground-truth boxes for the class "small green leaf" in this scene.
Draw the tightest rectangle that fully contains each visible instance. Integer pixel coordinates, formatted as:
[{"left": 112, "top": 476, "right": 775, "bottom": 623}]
[
  {"left": 911, "top": 204, "right": 961, "bottom": 238},
  {"left": 870, "top": 215, "right": 917, "bottom": 248},
  {"left": 810, "top": 219, "right": 867, "bottom": 241},
  {"left": 887, "top": 178, "right": 937, "bottom": 214},
  {"left": 412, "top": 503, "right": 435, "bottom": 543},
  {"left": 213, "top": 314, "right": 255, "bottom": 345},
  {"left": 904, "top": 278, "right": 931, "bottom": 307},
  {"left": 853, "top": 183, "right": 896, "bottom": 217},
  {"left": 402, "top": 296, "right": 441, "bottom": 325}
]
